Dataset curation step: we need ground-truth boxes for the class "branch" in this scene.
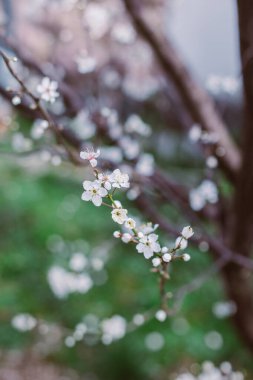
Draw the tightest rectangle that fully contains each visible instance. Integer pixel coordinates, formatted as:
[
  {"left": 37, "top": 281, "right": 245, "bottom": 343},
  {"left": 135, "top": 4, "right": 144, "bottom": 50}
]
[
  {"left": 217, "top": 1, "right": 253, "bottom": 355},
  {"left": 135, "top": 193, "right": 253, "bottom": 271},
  {"left": 123, "top": 0, "right": 241, "bottom": 182},
  {"left": 0, "top": 34, "right": 83, "bottom": 115},
  {"left": 0, "top": 50, "right": 83, "bottom": 165},
  {"left": 231, "top": 1, "right": 253, "bottom": 255}
]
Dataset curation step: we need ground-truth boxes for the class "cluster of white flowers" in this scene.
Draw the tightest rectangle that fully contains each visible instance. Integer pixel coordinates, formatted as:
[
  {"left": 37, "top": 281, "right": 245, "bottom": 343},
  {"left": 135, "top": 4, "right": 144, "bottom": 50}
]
[
  {"left": 212, "top": 300, "right": 237, "bottom": 319},
  {"left": 189, "top": 180, "right": 218, "bottom": 211},
  {"left": 37, "top": 77, "right": 59, "bottom": 103},
  {"left": 11, "top": 313, "right": 37, "bottom": 332},
  {"left": 175, "top": 361, "right": 244, "bottom": 380},
  {"left": 83, "top": 3, "right": 111, "bottom": 40},
  {"left": 47, "top": 265, "right": 93, "bottom": 299},
  {"left": 101, "top": 315, "right": 127, "bottom": 344},
  {"left": 30, "top": 119, "right": 49, "bottom": 139},
  {"left": 80, "top": 147, "right": 193, "bottom": 266},
  {"left": 12, "top": 95, "right": 21, "bottom": 106},
  {"left": 111, "top": 22, "right": 136, "bottom": 44},
  {"left": 189, "top": 124, "right": 219, "bottom": 145},
  {"left": 64, "top": 313, "right": 127, "bottom": 348},
  {"left": 73, "top": 107, "right": 154, "bottom": 180},
  {"left": 12, "top": 132, "right": 33, "bottom": 152},
  {"left": 80, "top": 148, "right": 101, "bottom": 168},
  {"left": 205, "top": 74, "right": 241, "bottom": 96},
  {"left": 75, "top": 51, "right": 97, "bottom": 74},
  {"left": 125, "top": 114, "right": 151, "bottom": 137}
]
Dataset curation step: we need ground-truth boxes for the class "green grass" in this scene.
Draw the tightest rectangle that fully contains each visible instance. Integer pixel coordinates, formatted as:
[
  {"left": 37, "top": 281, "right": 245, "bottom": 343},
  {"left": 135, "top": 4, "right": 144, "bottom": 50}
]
[{"left": 0, "top": 158, "right": 252, "bottom": 379}]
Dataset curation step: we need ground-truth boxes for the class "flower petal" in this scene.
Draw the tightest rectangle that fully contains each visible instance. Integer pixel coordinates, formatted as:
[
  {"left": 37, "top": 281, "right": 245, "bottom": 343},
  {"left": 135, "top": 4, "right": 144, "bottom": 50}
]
[
  {"left": 99, "top": 187, "right": 108, "bottom": 197},
  {"left": 83, "top": 180, "right": 92, "bottom": 190},
  {"left": 82, "top": 191, "right": 92, "bottom": 201},
  {"left": 143, "top": 247, "right": 153, "bottom": 259},
  {"left": 92, "top": 195, "right": 102, "bottom": 206}
]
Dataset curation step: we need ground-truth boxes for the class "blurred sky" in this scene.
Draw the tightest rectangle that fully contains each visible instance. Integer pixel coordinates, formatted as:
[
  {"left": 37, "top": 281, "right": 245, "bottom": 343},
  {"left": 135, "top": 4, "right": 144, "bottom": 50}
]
[{"left": 166, "top": 0, "right": 240, "bottom": 82}]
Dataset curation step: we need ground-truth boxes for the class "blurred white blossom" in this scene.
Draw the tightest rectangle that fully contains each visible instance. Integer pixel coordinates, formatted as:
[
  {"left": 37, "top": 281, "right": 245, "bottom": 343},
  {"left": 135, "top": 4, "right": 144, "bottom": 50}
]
[
  {"left": 37, "top": 77, "right": 59, "bottom": 103},
  {"left": 11, "top": 313, "right": 37, "bottom": 332}
]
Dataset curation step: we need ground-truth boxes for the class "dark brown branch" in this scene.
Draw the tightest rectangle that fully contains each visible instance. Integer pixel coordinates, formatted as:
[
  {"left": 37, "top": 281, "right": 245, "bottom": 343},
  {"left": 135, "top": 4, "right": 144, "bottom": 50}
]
[
  {"left": 231, "top": 2, "right": 253, "bottom": 255},
  {"left": 218, "top": 1, "right": 253, "bottom": 355},
  {"left": 123, "top": 0, "right": 241, "bottom": 182}
]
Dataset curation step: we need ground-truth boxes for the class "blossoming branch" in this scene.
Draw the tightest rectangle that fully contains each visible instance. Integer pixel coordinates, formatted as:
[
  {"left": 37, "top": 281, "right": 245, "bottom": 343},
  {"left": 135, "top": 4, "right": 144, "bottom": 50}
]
[{"left": 80, "top": 147, "right": 194, "bottom": 268}]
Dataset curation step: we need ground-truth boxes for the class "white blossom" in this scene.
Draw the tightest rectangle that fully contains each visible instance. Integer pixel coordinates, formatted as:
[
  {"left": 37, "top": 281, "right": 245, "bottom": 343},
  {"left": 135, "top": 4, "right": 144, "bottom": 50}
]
[
  {"left": 133, "top": 314, "right": 145, "bottom": 326},
  {"left": 182, "top": 253, "right": 191, "bottom": 262},
  {"left": 47, "top": 266, "right": 93, "bottom": 298},
  {"left": 188, "top": 123, "right": 220, "bottom": 145},
  {"left": 125, "top": 114, "right": 151, "bottom": 136},
  {"left": 121, "top": 233, "right": 132, "bottom": 243},
  {"left": 189, "top": 180, "right": 218, "bottom": 211},
  {"left": 111, "top": 22, "right": 136, "bottom": 44},
  {"left": 11, "top": 313, "right": 37, "bottom": 332},
  {"left": 138, "top": 222, "right": 159, "bottom": 235},
  {"left": 136, "top": 233, "right": 161, "bottom": 259},
  {"left": 199, "top": 180, "right": 218, "bottom": 204},
  {"left": 201, "top": 131, "right": 219, "bottom": 144},
  {"left": 206, "top": 74, "right": 240, "bottom": 95},
  {"left": 175, "top": 237, "right": 188, "bottom": 250},
  {"left": 101, "top": 315, "right": 126, "bottom": 342},
  {"left": 111, "top": 208, "right": 128, "bottom": 224},
  {"left": 212, "top": 301, "right": 237, "bottom": 319},
  {"left": 12, "top": 133, "right": 32, "bottom": 152},
  {"left": 114, "top": 200, "right": 123, "bottom": 208},
  {"left": 65, "top": 336, "right": 75, "bottom": 348},
  {"left": 152, "top": 257, "right": 161, "bottom": 267},
  {"left": 12, "top": 95, "right": 21, "bottom": 105},
  {"left": 189, "top": 124, "right": 202, "bottom": 142},
  {"left": 80, "top": 148, "right": 100, "bottom": 167},
  {"left": 37, "top": 77, "right": 59, "bottom": 103},
  {"left": 206, "top": 155, "right": 218, "bottom": 169},
  {"left": 69, "top": 253, "right": 87, "bottom": 272},
  {"left": 31, "top": 119, "right": 48, "bottom": 139},
  {"left": 102, "top": 69, "right": 121, "bottom": 89},
  {"left": 82, "top": 180, "right": 108, "bottom": 206},
  {"left": 189, "top": 188, "right": 206, "bottom": 211},
  {"left": 97, "top": 172, "right": 112, "bottom": 190},
  {"left": 125, "top": 218, "right": 136, "bottom": 230},
  {"left": 163, "top": 253, "right": 172, "bottom": 262},
  {"left": 135, "top": 153, "right": 155, "bottom": 176},
  {"left": 119, "top": 136, "right": 140, "bottom": 160},
  {"left": 181, "top": 226, "right": 194, "bottom": 239},
  {"left": 75, "top": 52, "right": 97, "bottom": 74},
  {"left": 155, "top": 310, "right": 167, "bottom": 322},
  {"left": 113, "top": 231, "right": 121, "bottom": 238},
  {"left": 83, "top": 3, "right": 110, "bottom": 40},
  {"left": 71, "top": 110, "right": 96, "bottom": 139},
  {"left": 109, "top": 169, "right": 130, "bottom": 189},
  {"left": 174, "top": 361, "right": 244, "bottom": 380}
]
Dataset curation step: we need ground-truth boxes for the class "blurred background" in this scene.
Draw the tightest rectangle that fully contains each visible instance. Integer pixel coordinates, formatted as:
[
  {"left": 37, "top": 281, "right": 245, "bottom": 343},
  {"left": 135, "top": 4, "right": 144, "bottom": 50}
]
[{"left": 0, "top": 0, "right": 250, "bottom": 379}]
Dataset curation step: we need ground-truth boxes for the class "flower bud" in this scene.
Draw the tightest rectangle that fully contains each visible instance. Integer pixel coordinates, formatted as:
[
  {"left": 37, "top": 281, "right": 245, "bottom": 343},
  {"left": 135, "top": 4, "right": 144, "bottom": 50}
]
[
  {"left": 182, "top": 253, "right": 191, "bottom": 262},
  {"left": 152, "top": 257, "right": 161, "bottom": 267},
  {"left": 181, "top": 226, "right": 194, "bottom": 239},
  {"left": 162, "top": 253, "right": 172, "bottom": 262}
]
